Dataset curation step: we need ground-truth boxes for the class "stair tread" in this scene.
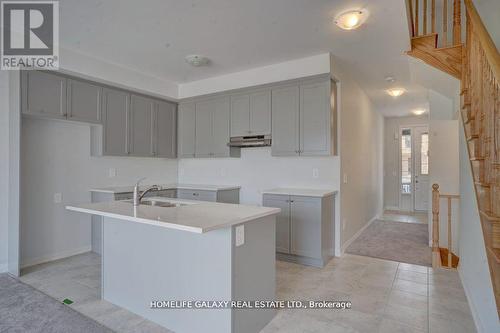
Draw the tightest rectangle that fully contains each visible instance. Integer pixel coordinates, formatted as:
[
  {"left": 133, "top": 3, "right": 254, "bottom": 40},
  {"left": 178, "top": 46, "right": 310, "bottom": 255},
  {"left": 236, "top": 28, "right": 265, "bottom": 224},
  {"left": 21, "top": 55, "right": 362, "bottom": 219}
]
[
  {"left": 487, "top": 247, "right": 500, "bottom": 264},
  {"left": 467, "top": 135, "right": 479, "bottom": 141},
  {"left": 475, "top": 181, "right": 491, "bottom": 187},
  {"left": 470, "top": 156, "right": 485, "bottom": 161},
  {"left": 480, "top": 210, "right": 500, "bottom": 222}
]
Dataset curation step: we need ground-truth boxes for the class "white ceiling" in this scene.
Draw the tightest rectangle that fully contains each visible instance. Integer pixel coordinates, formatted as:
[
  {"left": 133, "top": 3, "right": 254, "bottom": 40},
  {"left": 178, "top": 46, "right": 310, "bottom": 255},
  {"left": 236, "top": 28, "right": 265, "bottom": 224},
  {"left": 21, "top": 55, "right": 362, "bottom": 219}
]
[{"left": 59, "top": 0, "right": 431, "bottom": 116}]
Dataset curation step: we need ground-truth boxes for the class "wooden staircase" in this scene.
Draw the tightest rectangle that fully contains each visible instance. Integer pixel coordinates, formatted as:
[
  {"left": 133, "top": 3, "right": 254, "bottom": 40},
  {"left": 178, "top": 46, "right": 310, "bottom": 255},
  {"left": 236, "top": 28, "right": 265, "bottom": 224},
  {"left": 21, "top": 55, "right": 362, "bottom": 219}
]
[{"left": 406, "top": 0, "right": 500, "bottom": 317}]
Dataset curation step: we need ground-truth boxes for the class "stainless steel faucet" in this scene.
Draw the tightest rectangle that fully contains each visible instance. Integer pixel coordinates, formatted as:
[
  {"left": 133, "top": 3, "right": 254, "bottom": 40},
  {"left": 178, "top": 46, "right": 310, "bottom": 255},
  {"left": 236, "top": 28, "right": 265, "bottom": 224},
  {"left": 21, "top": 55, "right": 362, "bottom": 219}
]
[{"left": 133, "top": 178, "right": 160, "bottom": 207}]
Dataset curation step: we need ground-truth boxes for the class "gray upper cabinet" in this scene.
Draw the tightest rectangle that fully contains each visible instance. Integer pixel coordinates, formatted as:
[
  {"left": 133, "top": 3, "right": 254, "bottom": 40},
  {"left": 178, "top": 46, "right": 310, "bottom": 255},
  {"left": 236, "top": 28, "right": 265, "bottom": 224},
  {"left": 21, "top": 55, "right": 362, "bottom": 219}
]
[
  {"left": 300, "top": 81, "right": 331, "bottom": 156},
  {"left": 178, "top": 103, "right": 196, "bottom": 158},
  {"left": 129, "top": 94, "right": 155, "bottom": 157},
  {"left": 67, "top": 79, "right": 102, "bottom": 124},
  {"left": 249, "top": 90, "right": 271, "bottom": 135},
  {"left": 230, "top": 94, "right": 250, "bottom": 137},
  {"left": 155, "top": 101, "right": 177, "bottom": 158},
  {"left": 271, "top": 85, "right": 300, "bottom": 156},
  {"left": 212, "top": 97, "right": 231, "bottom": 157},
  {"left": 22, "top": 71, "right": 67, "bottom": 119},
  {"left": 102, "top": 88, "right": 130, "bottom": 156},
  {"left": 194, "top": 99, "right": 214, "bottom": 158},
  {"left": 230, "top": 90, "right": 271, "bottom": 137}
]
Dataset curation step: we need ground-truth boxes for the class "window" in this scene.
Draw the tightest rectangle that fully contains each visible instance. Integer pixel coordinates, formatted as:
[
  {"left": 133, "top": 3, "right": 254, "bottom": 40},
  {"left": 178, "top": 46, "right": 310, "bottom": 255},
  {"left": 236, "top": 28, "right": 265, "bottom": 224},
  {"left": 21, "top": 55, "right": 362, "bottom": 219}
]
[
  {"left": 401, "top": 129, "right": 412, "bottom": 194},
  {"left": 420, "top": 133, "right": 429, "bottom": 175}
]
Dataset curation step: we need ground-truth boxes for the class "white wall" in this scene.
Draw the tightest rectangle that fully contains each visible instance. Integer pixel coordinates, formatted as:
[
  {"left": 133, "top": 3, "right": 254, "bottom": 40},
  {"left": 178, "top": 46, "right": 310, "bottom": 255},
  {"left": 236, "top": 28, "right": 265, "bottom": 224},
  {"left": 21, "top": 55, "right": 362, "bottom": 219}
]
[
  {"left": 332, "top": 56, "right": 385, "bottom": 249},
  {"left": 0, "top": 72, "right": 9, "bottom": 272},
  {"left": 383, "top": 116, "right": 430, "bottom": 210},
  {"left": 178, "top": 149, "right": 339, "bottom": 205},
  {"left": 178, "top": 54, "right": 331, "bottom": 98},
  {"left": 20, "top": 118, "right": 178, "bottom": 267},
  {"left": 458, "top": 124, "right": 500, "bottom": 333}
]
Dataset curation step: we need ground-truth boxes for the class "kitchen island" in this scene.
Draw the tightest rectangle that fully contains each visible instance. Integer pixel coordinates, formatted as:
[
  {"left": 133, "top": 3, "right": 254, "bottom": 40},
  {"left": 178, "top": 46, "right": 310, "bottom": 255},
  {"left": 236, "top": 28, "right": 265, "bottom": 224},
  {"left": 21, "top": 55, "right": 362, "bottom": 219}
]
[{"left": 66, "top": 197, "right": 280, "bottom": 333}]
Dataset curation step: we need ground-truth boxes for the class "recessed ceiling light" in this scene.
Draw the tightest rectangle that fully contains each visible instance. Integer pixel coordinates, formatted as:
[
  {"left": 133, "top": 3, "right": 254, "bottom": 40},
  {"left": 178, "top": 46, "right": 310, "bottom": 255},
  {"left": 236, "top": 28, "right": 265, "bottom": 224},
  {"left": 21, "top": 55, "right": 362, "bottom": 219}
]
[
  {"left": 185, "top": 55, "right": 210, "bottom": 67},
  {"left": 334, "top": 9, "right": 369, "bottom": 30},
  {"left": 386, "top": 88, "right": 406, "bottom": 97},
  {"left": 412, "top": 108, "right": 427, "bottom": 116}
]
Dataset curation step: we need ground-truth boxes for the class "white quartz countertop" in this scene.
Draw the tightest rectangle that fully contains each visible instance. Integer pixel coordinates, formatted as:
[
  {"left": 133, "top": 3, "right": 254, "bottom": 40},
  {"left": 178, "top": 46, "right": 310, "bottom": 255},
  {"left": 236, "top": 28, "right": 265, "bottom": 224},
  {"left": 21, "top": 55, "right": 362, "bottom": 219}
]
[
  {"left": 89, "top": 183, "right": 241, "bottom": 194},
  {"left": 66, "top": 197, "right": 279, "bottom": 233},
  {"left": 262, "top": 188, "right": 337, "bottom": 198}
]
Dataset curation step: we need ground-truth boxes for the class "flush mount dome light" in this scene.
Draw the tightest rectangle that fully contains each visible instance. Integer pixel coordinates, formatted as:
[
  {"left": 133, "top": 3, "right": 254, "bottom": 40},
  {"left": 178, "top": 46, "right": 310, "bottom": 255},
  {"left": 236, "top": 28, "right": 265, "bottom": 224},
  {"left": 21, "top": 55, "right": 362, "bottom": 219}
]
[
  {"left": 386, "top": 88, "right": 406, "bottom": 97},
  {"left": 412, "top": 108, "right": 427, "bottom": 116},
  {"left": 334, "top": 9, "right": 368, "bottom": 30},
  {"left": 185, "top": 55, "right": 210, "bottom": 67}
]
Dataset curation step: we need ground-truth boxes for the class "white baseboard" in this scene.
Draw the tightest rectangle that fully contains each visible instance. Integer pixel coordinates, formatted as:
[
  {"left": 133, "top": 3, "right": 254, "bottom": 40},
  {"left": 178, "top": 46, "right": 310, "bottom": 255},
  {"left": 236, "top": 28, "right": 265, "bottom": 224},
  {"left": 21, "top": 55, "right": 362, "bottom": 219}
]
[
  {"left": 384, "top": 205, "right": 399, "bottom": 211},
  {"left": 0, "top": 262, "right": 7, "bottom": 273},
  {"left": 341, "top": 214, "right": 379, "bottom": 254},
  {"left": 458, "top": 266, "right": 484, "bottom": 333},
  {"left": 20, "top": 245, "right": 92, "bottom": 269}
]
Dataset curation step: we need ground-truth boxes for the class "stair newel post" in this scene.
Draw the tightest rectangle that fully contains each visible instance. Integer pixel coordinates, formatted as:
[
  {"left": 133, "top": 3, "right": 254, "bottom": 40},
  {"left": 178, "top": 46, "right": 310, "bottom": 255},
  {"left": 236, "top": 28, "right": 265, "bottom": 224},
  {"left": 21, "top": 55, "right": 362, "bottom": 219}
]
[
  {"left": 431, "top": 0, "right": 436, "bottom": 33},
  {"left": 453, "top": 0, "right": 462, "bottom": 45},
  {"left": 443, "top": 0, "right": 448, "bottom": 46},
  {"left": 415, "top": 0, "right": 419, "bottom": 36},
  {"left": 423, "top": 0, "right": 428, "bottom": 34},
  {"left": 447, "top": 197, "right": 453, "bottom": 268},
  {"left": 432, "top": 183, "right": 441, "bottom": 267}
]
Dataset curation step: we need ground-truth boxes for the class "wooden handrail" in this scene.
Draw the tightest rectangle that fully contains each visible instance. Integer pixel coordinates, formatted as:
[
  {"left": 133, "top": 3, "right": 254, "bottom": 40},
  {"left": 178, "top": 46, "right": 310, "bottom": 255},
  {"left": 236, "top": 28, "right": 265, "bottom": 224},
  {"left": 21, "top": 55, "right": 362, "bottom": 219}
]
[
  {"left": 464, "top": 0, "right": 500, "bottom": 80},
  {"left": 432, "top": 183, "right": 460, "bottom": 268}
]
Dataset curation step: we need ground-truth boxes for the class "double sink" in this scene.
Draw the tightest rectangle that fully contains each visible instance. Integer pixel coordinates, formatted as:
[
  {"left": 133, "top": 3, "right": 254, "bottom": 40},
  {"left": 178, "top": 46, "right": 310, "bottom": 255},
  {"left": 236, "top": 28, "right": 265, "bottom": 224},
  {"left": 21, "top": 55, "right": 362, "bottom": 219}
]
[{"left": 124, "top": 198, "right": 191, "bottom": 208}]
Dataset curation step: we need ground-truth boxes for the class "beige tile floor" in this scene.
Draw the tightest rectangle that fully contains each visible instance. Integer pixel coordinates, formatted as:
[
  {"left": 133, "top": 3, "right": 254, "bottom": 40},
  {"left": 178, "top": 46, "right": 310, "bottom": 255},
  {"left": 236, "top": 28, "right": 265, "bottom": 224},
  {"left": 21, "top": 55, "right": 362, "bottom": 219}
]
[
  {"left": 380, "top": 210, "right": 428, "bottom": 224},
  {"left": 19, "top": 252, "right": 475, "bottom": 333}
]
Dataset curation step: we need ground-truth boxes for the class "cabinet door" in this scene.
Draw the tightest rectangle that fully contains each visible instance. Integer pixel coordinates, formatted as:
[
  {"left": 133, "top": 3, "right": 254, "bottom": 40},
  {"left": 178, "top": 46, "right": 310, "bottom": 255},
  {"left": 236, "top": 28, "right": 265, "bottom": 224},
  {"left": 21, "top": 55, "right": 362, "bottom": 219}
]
[
  {"left": 155, "top": 101, "right": 177, "bottom": 158},
  {"left": 130, "top": 94, "right": 155, "bottom": 157},
  {"left": 67, "top": 79, "right": 102, "bottom": 123},
  {"left": 230, "top": 94, "right": 250, "bottom": 137},
  {"left": 195, "top": 100, "right": 214, "bottom": 158},
  {"left": 102, "top": 88, "right": 130, "bottom": 156},
  {"left": 263, "top": 195, "right": 290, "bottom": 254},
  {"left": 271, "top": 85, "right": 300, "bottom": 156},
  {"left": 290, "top": 196, "right": 322, "bottom": 258},
  {"left": 178, "top": 103, "right": 196, "bottom": 158},
  {"left": 212, "top": 97, "right": 231, "bottom": 157},
  {"left": 22, "top": 71, "right": 67, "bottom": 119},
  {"left": 300, "top": 81, "right": 331, "bottom": 156},
  {"left": 249, "top": 90, "right": 271, "bottom": 135}
]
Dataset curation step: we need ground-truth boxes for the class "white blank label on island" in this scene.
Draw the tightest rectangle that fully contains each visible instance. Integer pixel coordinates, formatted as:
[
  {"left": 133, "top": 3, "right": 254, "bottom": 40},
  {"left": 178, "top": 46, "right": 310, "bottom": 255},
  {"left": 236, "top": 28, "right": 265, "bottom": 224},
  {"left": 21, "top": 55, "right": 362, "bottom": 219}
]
[{"left": 235, "top": 225, "right": 245, "bottom": 246}]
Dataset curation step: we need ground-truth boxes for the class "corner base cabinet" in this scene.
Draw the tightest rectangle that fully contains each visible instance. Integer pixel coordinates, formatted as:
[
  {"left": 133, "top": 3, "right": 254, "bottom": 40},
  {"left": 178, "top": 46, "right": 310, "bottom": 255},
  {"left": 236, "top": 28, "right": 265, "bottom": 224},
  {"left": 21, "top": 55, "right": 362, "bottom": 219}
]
[{"left": 263, "top": 193, "right": 334, "bottom": 267}]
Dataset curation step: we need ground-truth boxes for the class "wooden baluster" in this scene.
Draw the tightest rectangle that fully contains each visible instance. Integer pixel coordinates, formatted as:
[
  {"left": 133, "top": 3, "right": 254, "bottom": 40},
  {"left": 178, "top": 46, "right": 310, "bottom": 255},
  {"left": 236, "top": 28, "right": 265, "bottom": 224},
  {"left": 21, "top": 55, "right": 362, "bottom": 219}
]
[
  {"left": 415, "top": 0, "right": 419, "bottom": 36},
  {"left": 423, "top": 0, "right": 428, "bottom": 34},
  {"left": 453, "top": 0, "right": 462, "bottom": 45},
  {"left": 443, "top": 0, "right": 448, "bottom": 46},
  {"left": 432, "top": 184, "right": 440, "bottom": 267},
  {"left": 432, "top": 0, "right": 436, "bottom": 33},
  {"left": 408, "top": 0, "right": 415, "bottom": 37},
  {"left": 447, "top": 197, "right": 452, "bottom": 268}
]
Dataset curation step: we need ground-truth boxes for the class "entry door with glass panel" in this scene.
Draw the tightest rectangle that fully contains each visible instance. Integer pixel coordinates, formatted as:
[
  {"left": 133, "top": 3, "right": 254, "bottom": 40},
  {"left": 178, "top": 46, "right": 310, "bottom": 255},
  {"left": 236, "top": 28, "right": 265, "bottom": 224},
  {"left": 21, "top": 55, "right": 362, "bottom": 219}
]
[{"left": 414, "top": 126, "right": 429, "bottom": 211}]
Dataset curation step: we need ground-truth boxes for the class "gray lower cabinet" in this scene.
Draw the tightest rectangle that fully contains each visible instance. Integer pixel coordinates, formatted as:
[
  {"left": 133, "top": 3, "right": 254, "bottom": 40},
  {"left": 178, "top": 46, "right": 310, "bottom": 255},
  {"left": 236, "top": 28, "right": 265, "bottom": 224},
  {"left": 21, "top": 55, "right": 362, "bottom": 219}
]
[
  {"left": 155, "top": 101, "right": 177, "bottom": 158},
  {"left": 67, "top": 79, "right": 102, "bottom": 123},
  {"left": 129, "top": 94, "right": 155, "bottom": 157},
  {"left": 271, "top": 85, "right": 300, "bottom": 156},
  {"left": 22, "top": 71, "right": 67, "bottom": 119},
  {"left": 230, "top": 90, "right": 271, "bottom": 136},
  {"left": 102, "top": 88, "right": 130, "bottom": 156},
  {"left": 178, "top": 102, "right": 196, "bottom": 158},
  {"left": 263, "top": 193, "right": 334, "bottom": 267}
]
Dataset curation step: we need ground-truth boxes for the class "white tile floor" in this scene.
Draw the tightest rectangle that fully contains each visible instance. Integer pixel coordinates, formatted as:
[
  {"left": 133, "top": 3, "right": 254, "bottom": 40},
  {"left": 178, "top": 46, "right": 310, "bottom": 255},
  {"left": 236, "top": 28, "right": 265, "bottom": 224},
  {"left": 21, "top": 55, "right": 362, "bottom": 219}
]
[{"left": 19, "top": 252, "right": 476, "bottom": 333}]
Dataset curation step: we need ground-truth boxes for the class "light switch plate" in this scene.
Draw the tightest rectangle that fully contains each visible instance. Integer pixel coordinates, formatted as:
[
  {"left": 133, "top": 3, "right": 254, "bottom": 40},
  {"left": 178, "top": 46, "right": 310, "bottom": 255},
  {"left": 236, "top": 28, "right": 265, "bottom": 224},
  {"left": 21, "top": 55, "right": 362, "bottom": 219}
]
[
  {"left": 343, "top": 173, "right": 348, "bottom": 184},
  {"left": 235, "top": 225, "right": 245, "bottom": 247},
  {"left": 108, "top": 168, "right": 116, "bottom": 178},
  {"left": 54, "top": 193, "right": 62, "bottom": 204}
]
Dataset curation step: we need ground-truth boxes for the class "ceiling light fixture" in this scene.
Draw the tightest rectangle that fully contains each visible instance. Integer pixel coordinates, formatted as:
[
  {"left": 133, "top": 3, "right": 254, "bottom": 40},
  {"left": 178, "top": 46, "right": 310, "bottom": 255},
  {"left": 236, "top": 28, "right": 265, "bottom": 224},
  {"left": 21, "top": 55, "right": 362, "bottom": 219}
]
[
  {"left": 185, "top": 55, "right": 210, "bottom": 67},
  {"left": 334, "top": 9, "right": 369, "bottom": 30},
  {"left": 386, "top": 88, "right": 406, "bottom": 97},
  {"left": 412, "top": 108, "right": 427, "bottom": 116}
]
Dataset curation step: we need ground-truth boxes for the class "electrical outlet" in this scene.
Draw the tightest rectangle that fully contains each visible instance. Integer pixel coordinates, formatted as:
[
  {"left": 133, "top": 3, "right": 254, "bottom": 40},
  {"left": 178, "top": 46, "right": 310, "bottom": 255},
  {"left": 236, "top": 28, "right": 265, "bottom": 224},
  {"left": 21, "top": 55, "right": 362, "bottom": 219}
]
[
  {"left": 312, "top": 168, "right": 319, "bottom": 179},
  {"left": 108, "top": 168, "right": 116, "bottom": 178},
  {"left": 342, "top": 219, "right": 347, "bottom": 230},
  {"left": 343, "top": 173, "right": 348, "bottom": 184},
  {"left": 236, "top": 225, "right": 245, "bottom": 246},
  {"left": 54, "top": 193, "right": 62, "bottom": 204}
]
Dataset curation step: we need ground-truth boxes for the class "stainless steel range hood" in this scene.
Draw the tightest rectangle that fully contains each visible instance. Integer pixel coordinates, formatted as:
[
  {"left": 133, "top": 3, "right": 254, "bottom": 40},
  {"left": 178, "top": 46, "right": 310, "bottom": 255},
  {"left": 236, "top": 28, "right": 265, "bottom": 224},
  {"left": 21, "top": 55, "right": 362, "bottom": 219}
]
[{"left": 227, "top": 135, "right": 271, "bottom": 148}]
